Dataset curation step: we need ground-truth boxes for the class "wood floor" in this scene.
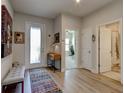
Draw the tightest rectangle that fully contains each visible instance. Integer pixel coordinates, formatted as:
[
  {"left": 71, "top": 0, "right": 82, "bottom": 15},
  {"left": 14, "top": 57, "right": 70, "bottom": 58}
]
[
  {"left": 25, "top": 68, "right": 122, "bottom": 93},
  {"left": 48, "top": 69, "right": 122, "bottom": 93}
]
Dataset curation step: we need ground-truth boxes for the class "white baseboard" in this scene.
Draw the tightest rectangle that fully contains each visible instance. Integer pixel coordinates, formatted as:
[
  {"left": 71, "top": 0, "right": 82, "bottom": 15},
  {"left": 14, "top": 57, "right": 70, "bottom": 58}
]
[
  {"left": 91, "top": 69, "right": 99, "bottom": 74},
  {"left": 61, "top": 68, "right": 65, "bottom": 72}
]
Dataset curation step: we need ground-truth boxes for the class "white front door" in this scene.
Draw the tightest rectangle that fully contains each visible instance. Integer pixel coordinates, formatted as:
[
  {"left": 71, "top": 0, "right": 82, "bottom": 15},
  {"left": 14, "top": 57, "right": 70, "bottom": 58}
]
[
  {"left": 30, "top": 26, "right": 42, "bottom": 64},
  {"left": 100, "top": 27, "right": 111, "bottom": 73},
  {"left": 81, "top": 28, "right": 92, "bottom": 70},
  {"left": 25, "top": 22, "right": 46, "bottom": 69}
]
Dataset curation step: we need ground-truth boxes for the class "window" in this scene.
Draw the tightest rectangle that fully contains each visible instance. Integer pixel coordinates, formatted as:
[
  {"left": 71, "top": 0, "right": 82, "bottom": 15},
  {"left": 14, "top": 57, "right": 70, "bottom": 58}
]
[
  {"left": 30, "top": 27, "right": 41, "bottom": 64},
  {"left": 65, "top": 38, "right": 69, "bottom": 51}
]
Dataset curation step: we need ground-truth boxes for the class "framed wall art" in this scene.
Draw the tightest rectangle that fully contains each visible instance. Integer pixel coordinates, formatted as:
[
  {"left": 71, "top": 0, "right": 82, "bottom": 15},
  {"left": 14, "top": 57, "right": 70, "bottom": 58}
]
[
  {"left": 54, "top": 32, "right": 60, "bottom": 43},
  {"left": 14, "top": 32, "right": 25, "bottom": 44},
  {"left": 1, "top": 5, "right": 13, "bottom": 58}
]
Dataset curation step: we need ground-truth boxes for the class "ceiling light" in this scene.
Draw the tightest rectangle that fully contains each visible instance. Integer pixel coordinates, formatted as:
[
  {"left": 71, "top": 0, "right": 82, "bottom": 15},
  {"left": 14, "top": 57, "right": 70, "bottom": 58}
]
[{"left": 76, "top": 0, "right": 80, "bottom": 3}]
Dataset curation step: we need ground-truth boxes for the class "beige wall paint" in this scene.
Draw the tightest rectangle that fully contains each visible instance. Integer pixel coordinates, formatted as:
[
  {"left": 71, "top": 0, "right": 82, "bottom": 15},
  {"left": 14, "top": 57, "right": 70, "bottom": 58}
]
[
  {"left": 13, "top": 12, "right": 54, "bottom": 69},
  {"left": 81, "top": 0, "right": 122, "bottom": 82},
  {"left": 1, "top": 0, "right": 14, "bottom": 81}
]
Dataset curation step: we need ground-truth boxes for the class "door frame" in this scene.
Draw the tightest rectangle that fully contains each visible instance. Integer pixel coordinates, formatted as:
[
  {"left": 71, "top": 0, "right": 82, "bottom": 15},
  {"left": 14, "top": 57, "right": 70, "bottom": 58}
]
[
  {"left": 97, "top": 19, "right": 122, "bottom": 83},
  {"left": 25, "top": 21, "right": 47, "bottom": 69},
  {"left": 64, "top": 29, "right": 79, "bottom": 69},
  {"left": 64, "top": 29, "right": 80, "bottom": 70},
  {"left": 29, "top": 24, "right": 43, "bottom": 66}
]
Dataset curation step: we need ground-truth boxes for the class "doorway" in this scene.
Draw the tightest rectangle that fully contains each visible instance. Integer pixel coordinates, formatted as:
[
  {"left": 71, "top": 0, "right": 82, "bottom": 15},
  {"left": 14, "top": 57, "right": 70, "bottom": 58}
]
[
  {"left": 65, "top": 30, "right": 77, "bottom": 69},
  {"left": 29, "top": 23, "right": 44, "bottom": 68},
  {"left": 30, "top": 26, "right": 41, "bottom": 64},
  {"left": 98, "top": 21, "right": 121, "bottom": 81},
  {"left": 25, "top": 22, "right": 46, "bottom": 69}
]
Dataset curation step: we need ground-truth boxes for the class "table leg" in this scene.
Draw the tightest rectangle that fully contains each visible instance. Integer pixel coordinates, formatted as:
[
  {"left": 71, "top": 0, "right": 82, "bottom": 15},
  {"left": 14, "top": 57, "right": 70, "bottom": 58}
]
[
  {"left": 2, "top": 85, "right": 6, "bottom": 93},
  {"left": 54, "top": 60, "right": 55, "bottom": 73},
  {"left": 22, "top": 81, "right": 24, "bottom": 93}
]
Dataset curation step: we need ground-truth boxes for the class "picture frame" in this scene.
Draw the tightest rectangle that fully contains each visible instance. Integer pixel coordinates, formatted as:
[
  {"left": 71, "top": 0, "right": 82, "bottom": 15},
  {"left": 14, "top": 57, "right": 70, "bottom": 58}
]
[
  {"left": 1, "top": 5, "right": 13, "bottom": 58},
  {"left": 14, "top": 32, "right": 25, "bottom": 44},
  {"left": 54, "top": 33, "right": 60, "bottom": 43}
]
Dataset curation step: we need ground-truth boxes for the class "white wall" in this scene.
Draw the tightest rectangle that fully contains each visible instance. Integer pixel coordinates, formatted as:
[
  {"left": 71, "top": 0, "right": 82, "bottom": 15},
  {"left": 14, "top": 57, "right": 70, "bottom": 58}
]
[
  {"left": 1, "top": 0, "right": 14, "bottom": 81},
  {"left": 53, "top": 15, "right": 62, "bottom": 53},
  {"left": 54, "top": 14, "right": 81, "bottom": 71},
  {"left": 13, "top": 12, "right": 54, "bottom": 69},
  {"left": 81, "top": 0, "right": 122, "bottom": 74},
  {"left": 54, "top": 15, "right": 62, "bottom": 34}
]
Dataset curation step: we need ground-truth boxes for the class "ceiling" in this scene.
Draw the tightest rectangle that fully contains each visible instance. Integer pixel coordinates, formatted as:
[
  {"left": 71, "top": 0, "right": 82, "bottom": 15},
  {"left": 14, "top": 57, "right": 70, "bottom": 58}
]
[{"left": 11, "top": 0, "right": 115, "bottom": 19}]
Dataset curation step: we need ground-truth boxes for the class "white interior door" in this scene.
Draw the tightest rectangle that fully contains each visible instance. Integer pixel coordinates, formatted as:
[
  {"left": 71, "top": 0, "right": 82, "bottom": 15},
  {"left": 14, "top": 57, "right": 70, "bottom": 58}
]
[
  {"left": 100, "top": 27, "right": 111, "bottom": 73},
  {"left": 81, "top": 28, "right": 92, "bottom": 70}
]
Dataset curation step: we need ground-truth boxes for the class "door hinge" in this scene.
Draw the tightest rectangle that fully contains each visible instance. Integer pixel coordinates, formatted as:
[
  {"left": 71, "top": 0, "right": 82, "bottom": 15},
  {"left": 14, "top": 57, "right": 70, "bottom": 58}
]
[{"left": 98, "top": 64, "right": 100, "bottom": 68}]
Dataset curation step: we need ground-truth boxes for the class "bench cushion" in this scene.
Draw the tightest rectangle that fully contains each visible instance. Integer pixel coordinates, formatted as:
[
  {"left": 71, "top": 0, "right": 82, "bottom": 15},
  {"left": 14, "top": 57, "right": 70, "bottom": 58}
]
[{"left": 2, "top": 66, "right": 25, "bottom": 85}]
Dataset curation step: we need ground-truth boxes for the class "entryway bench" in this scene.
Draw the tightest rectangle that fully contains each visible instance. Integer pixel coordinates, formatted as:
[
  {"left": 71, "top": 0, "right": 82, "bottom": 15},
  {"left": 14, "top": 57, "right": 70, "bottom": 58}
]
[{"left": 2, "top": 66, "right": 25, "bottom": 93}]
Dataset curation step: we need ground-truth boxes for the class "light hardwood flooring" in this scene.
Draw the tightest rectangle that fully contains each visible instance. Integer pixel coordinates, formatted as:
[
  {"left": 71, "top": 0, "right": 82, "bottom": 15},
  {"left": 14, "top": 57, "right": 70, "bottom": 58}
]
[
  {"left": 24, "top": 68, "right": 122, "bottom": 93},
  {"left": 112, "top": 63, "right": 120, "bottom": 72},
  {"left": 49, "top": 69, "right": 122, "bottom": 93},
  {"left": 65, "top": 55, "right": 76, "bottom": 69},
  {"left": 102, "top": 71, "right": 120, "bottom": 81}
]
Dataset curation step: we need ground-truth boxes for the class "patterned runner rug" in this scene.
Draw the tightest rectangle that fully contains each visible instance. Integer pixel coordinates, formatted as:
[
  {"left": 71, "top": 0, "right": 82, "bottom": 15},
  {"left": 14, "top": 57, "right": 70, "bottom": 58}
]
[{"left": 29, "top": 68, "right": 62, "bottom": 93}]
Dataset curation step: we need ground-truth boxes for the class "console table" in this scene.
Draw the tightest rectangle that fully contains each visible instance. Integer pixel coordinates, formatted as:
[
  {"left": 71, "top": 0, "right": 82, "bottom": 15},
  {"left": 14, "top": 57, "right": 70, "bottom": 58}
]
[{"left": 47, "top": 53, "right": 61, "bottom": 72}]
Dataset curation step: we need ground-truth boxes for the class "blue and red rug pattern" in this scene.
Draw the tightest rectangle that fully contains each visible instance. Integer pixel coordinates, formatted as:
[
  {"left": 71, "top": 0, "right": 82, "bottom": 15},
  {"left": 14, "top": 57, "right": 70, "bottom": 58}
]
[{"left": 29, "top": 68, "right": 62, "bottom": 93}]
